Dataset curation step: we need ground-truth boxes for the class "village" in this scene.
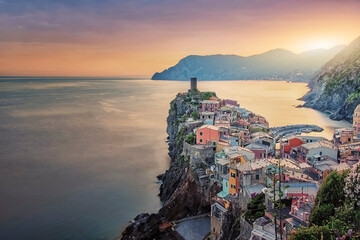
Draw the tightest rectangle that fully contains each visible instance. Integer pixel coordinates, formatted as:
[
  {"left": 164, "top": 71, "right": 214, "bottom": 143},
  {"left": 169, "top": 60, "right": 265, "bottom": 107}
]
[{"left": 173, "top": 78, "right": 360, "bottom": 240}]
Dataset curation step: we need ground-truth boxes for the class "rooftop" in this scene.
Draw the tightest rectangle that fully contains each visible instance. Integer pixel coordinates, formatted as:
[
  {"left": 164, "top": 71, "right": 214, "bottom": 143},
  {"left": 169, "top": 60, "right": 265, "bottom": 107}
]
[
  {"left": 216, "top": 158, "right": 230, "bottom": 166},
  {"left": 267, "top": 158, "right": 301, "bottom": 171},
  {"left": 237, "top": 158, "right": 271, "bottom": 172},
  {"left": 197, "top": 124, "right": 220, "bottom": 131},
  {"left": 301, "top": 140, "right": 336, "bottom": 150},
  {"left": 202, "top": 100, "right": 219, "bottom": 104}
]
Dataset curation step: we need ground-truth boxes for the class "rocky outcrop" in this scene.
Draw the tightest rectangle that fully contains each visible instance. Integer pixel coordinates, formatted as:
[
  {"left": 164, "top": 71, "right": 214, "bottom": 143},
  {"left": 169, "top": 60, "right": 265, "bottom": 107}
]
[
  {"left": 302, "top": 35, "right": 360, "bottom": 121},
  {"left": 217, "top": 198, "right": 252, "bottom": 240},
  {"left": 121, "top": 91, "right": 220, "bottom": 239},
  {"left": 152, "top": 47, "right": 343, "bottom": 82},
  {"left": 159, "top": 169, "right": 219, "bottom": 220}
]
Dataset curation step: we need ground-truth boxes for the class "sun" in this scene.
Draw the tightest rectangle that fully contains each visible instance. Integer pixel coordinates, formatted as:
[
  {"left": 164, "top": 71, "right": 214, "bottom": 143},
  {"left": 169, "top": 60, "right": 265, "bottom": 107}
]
[{"left": 306, "top": 40, "right": 337, "bottom": 50}]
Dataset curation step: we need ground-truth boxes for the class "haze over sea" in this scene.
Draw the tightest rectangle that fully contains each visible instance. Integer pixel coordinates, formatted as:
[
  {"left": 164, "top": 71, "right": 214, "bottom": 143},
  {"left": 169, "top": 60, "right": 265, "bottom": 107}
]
[{"left": 0, "top": 78, "right": 350, "bottom": 240}]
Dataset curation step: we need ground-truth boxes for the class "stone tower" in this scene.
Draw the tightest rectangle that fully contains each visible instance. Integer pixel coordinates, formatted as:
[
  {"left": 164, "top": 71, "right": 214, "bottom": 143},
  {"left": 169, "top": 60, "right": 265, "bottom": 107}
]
[
  {"left": 190, "top": 77, "right": 197, "bottom": 91},
  {"left": 353, "top": 104, "right": 360, "bottom": 137}
]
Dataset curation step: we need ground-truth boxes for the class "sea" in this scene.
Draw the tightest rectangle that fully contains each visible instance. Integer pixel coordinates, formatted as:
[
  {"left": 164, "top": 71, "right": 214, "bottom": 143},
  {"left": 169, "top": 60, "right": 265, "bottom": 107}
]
[{"left": 0, "top": 78, "right": 351, "bottom": 240}]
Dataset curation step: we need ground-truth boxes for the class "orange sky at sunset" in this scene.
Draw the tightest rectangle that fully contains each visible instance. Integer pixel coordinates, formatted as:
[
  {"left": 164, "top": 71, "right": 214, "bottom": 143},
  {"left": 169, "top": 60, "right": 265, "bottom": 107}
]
[{"left": 0, "top": 0, "right": 359, "bottom": 77}]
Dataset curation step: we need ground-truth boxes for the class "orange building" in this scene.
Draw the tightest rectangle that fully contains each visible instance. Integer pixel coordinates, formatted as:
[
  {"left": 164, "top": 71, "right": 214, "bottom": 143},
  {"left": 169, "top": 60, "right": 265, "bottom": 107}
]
[
  {"left": 196, "top": 125, "right": 220, "bottom": 145},
  {"left": 228, "top": 159, "right": 241, "bottom": 195},
  {"left": 280, "top": 136, "right": 305, "bottom": 157}
]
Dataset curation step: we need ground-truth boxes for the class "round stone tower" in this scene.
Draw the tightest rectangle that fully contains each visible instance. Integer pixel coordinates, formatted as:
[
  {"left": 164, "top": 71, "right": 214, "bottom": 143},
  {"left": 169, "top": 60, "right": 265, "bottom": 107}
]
[{"left": 353, "top": 104, "right": 360, "bottom": 137}]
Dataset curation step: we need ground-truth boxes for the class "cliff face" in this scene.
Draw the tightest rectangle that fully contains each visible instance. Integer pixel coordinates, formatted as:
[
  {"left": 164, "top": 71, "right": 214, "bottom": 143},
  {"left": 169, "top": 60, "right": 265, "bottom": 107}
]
[
  {"left": 152, "top": 47, "right": 343, "bottom": 82},
  {"left": 121, "top": 92, "right": 219, "bottom": 240},
  {"left": 302, "top": 36, "right": 360, "bottom": 121}
]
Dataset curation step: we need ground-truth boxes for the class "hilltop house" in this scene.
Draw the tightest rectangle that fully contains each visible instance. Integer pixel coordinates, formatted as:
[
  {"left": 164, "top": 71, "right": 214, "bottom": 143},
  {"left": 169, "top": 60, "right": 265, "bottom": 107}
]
[
  {"left": 196, "top": 125, "right": 220, "bottom": 145},
  {"left": 202, "top": 100, "right": 220, "bottom": 112}
]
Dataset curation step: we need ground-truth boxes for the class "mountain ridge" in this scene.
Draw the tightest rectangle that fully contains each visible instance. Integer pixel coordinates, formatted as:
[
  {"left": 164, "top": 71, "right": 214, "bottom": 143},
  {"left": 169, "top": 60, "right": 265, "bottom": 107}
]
[
  {"left": 152, "top": 46, "right": 344, "bottom": 82},
  {"left": 301, "top": 35, "right": 360, "bottom": 121}
]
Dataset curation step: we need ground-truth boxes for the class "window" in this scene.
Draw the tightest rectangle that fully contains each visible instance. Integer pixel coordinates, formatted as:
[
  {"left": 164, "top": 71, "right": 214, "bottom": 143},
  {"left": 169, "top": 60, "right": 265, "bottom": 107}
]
[
  {"left": 226, "top": 182, "right": 228, "bottom": 187},
  {"left": 319, "top": 151, "right": 322, "bottom": 156},
  {"left": 231, "top": 172, "right": 236, "bottom": 178},
  {"left": 256, "top": 174, "right": 259, "bottom": 180},
  {"left": 231, "top": 184, "right": 236, "bottom": 189},
  {"left": 200, "top": 132, "right": 203, "bottom": 136},
  {"left": 200, "top": 139, "right": 203, "bottom": 143}
]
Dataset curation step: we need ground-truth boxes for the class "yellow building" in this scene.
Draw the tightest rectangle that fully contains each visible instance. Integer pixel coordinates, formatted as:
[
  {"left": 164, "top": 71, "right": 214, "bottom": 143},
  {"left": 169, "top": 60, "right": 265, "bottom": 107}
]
[{"left": 228, "top": 159, "right": 240, "bottom": 195}]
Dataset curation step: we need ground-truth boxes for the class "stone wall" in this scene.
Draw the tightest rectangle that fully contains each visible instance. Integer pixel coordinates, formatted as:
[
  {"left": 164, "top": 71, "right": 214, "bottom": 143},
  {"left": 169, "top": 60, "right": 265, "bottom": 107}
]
[{"left": 183, "top": 142, "right": 215, "bottom": 167}]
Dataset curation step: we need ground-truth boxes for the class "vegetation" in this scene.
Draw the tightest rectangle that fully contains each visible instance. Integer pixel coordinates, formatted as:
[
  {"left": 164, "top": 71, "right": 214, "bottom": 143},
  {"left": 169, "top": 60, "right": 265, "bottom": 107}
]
[
  {"left": 346, "top": 91, "right": 360, "bottom": 103},
  {"left": 268, "top": 158, "right": 287, "bottom": 240},
  {"left": 291, "top": 217, "right": 353, "bottom": 240},
  {"left": 169, "top": 101, "right": 175, "bottom": 114},
  {"left": 201, "top": 91, "right": 216, "bottom": 100},
  {"left": 176, "top": 127, "right": 186, "bottom": 147},
  {"left": 185, "top": 133, "right": 196, "bottom": 144},
  {"left": 181, "top": 114, "right": 188, "bottom": 122},
  {"left": 185, "top": 97, "right": 192, "bottom": 102},
  {"left": 191, "top": 111, "right": 199, "bottom": 120},
  {"left": 245, "top": 193, "right": 266, "bottom": 223},
  {"left": 310, "top": 171, "right": 348, "bottom": 226},
  {"left": 346, "top": 77, "right": 360, "bottom": 103},
  {"left": 292, "top": 169, "right": 360, "bottom": 239},
  {"left": 178, "top": 154, "right": 190, "bottom": 166}
]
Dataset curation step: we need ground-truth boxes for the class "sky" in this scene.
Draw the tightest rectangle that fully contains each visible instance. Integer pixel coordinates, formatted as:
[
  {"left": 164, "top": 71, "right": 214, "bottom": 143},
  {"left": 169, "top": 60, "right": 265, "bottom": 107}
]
[{"left": 0, "top": 0, "right": 359, "bottom": 77}]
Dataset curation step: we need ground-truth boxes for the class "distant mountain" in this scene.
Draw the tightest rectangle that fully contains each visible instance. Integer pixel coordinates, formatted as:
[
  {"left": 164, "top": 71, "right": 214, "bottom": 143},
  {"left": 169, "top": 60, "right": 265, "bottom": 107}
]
[
  {"left": 302, "top": 35, "right": 360, "bottom": 121},
  {"left": 152, "top": 46, "right": 344, "bottom": 82}
]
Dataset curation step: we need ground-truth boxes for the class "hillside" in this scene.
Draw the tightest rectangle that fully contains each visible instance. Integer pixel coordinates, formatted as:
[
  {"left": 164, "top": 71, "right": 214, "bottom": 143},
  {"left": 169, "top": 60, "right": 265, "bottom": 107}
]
[
  {"left": 302, "top": 35, "right": 360, "bottom": 121},
  {"left": 152, "top": 47, "right": 343, "bottom": 82}
]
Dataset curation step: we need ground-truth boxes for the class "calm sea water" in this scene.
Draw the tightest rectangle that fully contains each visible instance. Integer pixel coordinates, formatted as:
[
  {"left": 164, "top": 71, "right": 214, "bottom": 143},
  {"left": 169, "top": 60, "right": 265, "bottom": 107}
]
[{"left": 0, "top": 79, "right": 351, "bottom": 240}]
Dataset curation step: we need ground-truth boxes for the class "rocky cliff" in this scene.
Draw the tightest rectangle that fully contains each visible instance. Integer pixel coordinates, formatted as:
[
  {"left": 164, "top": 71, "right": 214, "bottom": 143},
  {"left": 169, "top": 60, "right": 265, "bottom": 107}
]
[
  {"left": 152, "top": 47, "right": 343, "bottom": 82},
  {"left": 302, "top": 35, "right": 360, "bottom": 121},
  {"left": 121, "top": 92, "right": 220, "bottom": 240}
]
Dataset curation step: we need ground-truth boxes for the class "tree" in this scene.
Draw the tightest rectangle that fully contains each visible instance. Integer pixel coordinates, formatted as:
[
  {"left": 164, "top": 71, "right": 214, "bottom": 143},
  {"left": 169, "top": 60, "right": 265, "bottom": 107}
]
[
  {"left": 185, "top": 133, "right": 196, "bottom": 144},
  {"left": 181, "top": 114, "right": 188, "bottom": 122},
  {"left": 310, "top": 171, "right": 348, "bottom": 226},
  {"left": 269, "top": 158, "right": 287, "bottom": 240},
  {"left": 191, "top": 111, "right": 199, "bottom": 120},
  {"left": 344, "top": 162, "right": 360, "bottom": 230},
  {"left": 310, "top": 203, "right": 334, "bottom": 226},
  {"left": 245, "top": 193, "right": 266, "bottom": 223}
]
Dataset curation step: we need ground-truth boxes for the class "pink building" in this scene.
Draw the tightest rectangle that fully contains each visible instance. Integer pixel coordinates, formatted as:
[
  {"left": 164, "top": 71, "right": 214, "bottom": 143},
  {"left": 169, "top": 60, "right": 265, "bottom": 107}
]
[
  {"left": 250, "top": 149, "right": 267, "bottom": 159},
  {"left": 201, "top": 100, "right": 220, "bottom": 112},
  {"left": 196, "top": 125, "right": 220, "bottom": 145},
  {"left": 249, "top": 115, "right": 269, "bottom": 128},
  {"left": 222, "top": 99, "right": 239, "bottom": 107}
]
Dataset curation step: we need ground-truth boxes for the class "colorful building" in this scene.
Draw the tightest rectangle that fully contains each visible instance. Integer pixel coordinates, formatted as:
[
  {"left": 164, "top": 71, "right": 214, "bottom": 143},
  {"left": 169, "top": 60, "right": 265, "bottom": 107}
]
[
  {"left": 296, "top": 140, "right": 338, "bottom": 163},
  {"left": 202, "top": 100, "right": 220, "bottom": 112},
  {"left": 196, "top": 125, "right": 220, "bottom": 145},
  {"left": 280, "top": 136, "right": 305, "bottom": 158},
  {"left": 229, "top": 163, "right": 239, "bottom": 195},
  {"left": 222, "top": 99, "right": 239, "bottom": 107},
  {"left": 333, "top": 128, "right": 353, "bottom": 145}
]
